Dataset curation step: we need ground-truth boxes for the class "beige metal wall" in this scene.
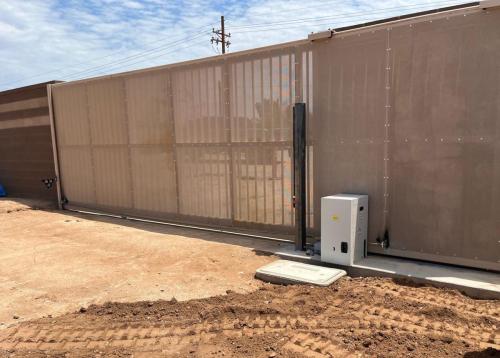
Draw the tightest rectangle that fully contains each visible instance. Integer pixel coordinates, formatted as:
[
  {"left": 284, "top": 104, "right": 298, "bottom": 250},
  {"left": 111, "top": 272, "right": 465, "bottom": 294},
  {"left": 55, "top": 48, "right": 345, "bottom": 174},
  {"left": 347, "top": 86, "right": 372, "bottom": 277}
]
[
  {"left": 312, "top": 8, "right": 500, "bottom": 270},
  {"left": 51, "top": 5, "right": 499, "bottom": 270},
  {"left": 0, "top": 82, "right": 58, "bottom": 201},
  {"left": 386, "top": 8, "right": 500, "bottom": 269},
  {"left": 312, "top": 29, "right": 388, "bottom": 245}
]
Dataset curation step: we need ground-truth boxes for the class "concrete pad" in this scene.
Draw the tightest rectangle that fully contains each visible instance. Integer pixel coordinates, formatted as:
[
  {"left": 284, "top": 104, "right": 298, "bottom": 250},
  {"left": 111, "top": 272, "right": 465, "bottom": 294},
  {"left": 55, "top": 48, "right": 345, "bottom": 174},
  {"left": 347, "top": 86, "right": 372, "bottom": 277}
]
[
  {"left": 268, "top": 246, "right": 500, "bottom": 299},
  {"left": 255, "top": 260, "right": 346, "bottom": 286},
  {"left": 351, "top": 256, "right": 500, "bottom": 299}
]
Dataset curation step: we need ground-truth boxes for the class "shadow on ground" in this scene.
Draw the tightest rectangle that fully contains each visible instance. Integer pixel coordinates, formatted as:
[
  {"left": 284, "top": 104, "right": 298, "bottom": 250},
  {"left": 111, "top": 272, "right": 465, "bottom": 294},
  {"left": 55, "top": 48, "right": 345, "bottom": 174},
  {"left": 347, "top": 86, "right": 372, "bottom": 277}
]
[{"left": 59, "top": 207, "right": 296, "bottom": 255}]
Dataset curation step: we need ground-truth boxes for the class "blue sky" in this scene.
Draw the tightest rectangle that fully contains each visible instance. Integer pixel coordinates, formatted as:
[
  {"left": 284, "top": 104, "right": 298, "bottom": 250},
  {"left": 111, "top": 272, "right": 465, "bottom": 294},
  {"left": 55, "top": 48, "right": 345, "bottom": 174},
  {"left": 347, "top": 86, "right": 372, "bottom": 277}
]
[{"left": 0, "top": 0, "right": 466, "bottom": 91}]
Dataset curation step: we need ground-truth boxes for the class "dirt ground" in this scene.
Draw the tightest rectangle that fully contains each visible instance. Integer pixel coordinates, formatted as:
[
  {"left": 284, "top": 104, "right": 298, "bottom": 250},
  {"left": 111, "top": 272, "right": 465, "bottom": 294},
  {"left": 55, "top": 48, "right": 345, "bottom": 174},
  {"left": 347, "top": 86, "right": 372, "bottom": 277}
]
[
  {"left": 0, "top": 198, "right": 277, "bottom": 328},
  {"left": 1, "top": 278, "right": 499, "bottom": 357},
  {"left": 0, "top": 199, "right": 499, "bottom": 357}
]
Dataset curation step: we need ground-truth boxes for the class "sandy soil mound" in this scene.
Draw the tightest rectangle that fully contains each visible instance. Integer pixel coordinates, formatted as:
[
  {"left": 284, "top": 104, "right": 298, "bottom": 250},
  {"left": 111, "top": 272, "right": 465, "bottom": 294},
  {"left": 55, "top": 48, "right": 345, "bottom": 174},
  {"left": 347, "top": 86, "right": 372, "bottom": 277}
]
[{"left": 1, "top": 277, "right": 498, "bottom": 357}]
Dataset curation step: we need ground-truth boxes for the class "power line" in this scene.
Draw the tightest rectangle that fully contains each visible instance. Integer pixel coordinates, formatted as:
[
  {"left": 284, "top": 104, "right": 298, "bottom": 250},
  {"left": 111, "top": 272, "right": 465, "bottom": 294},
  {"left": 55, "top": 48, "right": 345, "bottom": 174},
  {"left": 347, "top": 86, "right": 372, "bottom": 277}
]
[
  {"left": 52, "top": 1, "right": 465, "bottom": 79},
  {"left": 229, "top": 2, "right": 468, "bottom": 34},
  {"left": 1, "top": 0, "right": 468, "bottom": 87},
  {"left": 63, "top": 31, "right": 209, "bottom": 81},
  {"left": 223, "top": 0, "right": 356, "bottom": 19},
  {"left": 0, "top": 23, "right": 216, "bottom": 88},
  {"left": 211, "top": 41, "right": 221, "bottom": 55},
  {"left": 227, "top": 0, "right": 373, "bottom": 17},
  {"left": 227, "top": 0, "right": 463, "bottom": 29},
  {"left": 82, "top": 38, "right": 210, "bottom": 78},
  {"left": 226, "top": 0, "right": 464, "bottom": 19}
]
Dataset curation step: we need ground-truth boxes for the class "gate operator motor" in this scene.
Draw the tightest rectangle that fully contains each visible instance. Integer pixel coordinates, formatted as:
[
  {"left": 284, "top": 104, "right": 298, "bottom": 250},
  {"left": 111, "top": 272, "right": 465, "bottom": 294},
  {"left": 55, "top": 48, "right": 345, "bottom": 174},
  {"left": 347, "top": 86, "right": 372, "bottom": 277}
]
[{"left": 321, "top": 194, "right": 368, "bottom": 266}]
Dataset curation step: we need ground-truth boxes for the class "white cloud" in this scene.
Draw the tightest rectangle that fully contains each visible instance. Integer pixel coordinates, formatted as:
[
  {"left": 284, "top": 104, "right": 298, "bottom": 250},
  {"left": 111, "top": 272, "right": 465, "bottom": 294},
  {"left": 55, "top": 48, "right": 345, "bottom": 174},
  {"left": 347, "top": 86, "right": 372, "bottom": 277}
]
[
  {"left": 0, "top": 0, "right": 466, "bottom": 90},
  {"left": 122, "top": 0, "right": 144, "bottom": 9}
]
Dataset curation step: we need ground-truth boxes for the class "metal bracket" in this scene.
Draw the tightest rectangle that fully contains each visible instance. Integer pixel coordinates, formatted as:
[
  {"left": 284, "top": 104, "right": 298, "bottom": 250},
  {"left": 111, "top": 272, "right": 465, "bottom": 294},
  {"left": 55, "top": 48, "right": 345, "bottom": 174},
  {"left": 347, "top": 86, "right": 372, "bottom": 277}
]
[
  {"left": 372, "top": 229, "right": 390, "bottom": 249},
  {"left": 308, "top": 30, "right": 333, "bottom": 42}
]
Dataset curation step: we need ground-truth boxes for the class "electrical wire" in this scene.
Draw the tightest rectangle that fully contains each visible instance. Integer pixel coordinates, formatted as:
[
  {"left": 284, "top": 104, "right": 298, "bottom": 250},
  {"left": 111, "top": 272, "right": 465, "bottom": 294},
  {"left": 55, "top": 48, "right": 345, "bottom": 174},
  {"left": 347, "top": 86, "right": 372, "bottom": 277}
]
[
  {"left": 62, "top": 32, "right": 210, "bottom": 81},
  {"left": 1, "top": 0, "right": 471, "bottom": 86},
  {"left": 227, "top": 0, "right": 465, "bottom": 29},
  {"left": 225, "top": 0, "right": 464, "bottom": 20},
  {"left": 0, "top": 23, "right": 216, "bottom": 88},
  {"left": 67, "top": 37, "right": 210, "bottom": 80},
  {"left": 211, "top": 41, "right": 221, "bottom": 55},
  {"left": 58, "top": 0, "right": 470, "bottom": 80},
  {"left": 228, "top": 1, "right": 471, "bottom": 34}
]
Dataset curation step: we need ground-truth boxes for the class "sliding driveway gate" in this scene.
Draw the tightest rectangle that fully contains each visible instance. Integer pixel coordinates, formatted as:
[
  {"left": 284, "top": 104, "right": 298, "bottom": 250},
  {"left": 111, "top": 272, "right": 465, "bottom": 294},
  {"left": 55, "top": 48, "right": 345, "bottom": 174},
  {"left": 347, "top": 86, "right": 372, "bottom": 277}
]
[
  {"left": 51, "top": 45, "right": 314, "bottom": 234},
  {"left": 50, "top": 4, "right": 500, "bottom": 271}
]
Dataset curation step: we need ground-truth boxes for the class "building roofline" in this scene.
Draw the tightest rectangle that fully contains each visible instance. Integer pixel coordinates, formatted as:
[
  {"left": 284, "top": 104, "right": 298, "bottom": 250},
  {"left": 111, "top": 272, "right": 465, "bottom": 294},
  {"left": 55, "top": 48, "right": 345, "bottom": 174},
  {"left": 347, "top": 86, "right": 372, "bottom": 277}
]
[
  {"left": 333, "top": 2, "right": 480, "bottom": 33},
  {"left": 0, "top": 81, "right": 63, "bottom": 96}
]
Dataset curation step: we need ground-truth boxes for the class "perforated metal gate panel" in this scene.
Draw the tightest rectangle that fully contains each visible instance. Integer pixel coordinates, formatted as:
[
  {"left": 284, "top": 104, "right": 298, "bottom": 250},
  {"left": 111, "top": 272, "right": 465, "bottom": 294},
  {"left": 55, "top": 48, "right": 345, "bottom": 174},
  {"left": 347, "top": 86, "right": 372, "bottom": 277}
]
[{"left": 52, "top": 46, "right": 312, "bottom": 233}]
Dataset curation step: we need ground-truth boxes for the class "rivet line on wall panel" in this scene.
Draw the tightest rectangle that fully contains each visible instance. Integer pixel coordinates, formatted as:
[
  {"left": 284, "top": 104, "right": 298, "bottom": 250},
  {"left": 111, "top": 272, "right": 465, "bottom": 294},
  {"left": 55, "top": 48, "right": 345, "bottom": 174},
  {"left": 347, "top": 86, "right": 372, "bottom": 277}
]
[
  {"left": 382, "top": 25, "right": 392, "bottom": 229},
  {"left": 123, "top": 80, "right": 135, "bottom": 209}
]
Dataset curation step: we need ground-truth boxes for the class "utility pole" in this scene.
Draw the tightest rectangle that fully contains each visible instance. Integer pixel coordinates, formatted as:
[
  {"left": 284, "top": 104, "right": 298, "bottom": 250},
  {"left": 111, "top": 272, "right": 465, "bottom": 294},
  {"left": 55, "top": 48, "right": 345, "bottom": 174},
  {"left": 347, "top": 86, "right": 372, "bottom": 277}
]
[
  {"left": 221, "top": 15, "right": 226, "bottom": 54},
  {"left": 211, "top": 16, "right": 231, "bottom": 54}
]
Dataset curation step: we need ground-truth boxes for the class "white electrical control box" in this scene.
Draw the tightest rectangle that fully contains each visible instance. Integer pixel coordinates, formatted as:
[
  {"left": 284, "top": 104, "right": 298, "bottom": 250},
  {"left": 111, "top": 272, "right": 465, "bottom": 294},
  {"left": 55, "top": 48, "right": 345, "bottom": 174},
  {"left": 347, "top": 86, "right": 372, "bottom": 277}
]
[{"left": 321, "top": 194, "right": 368, "bottom": 266}]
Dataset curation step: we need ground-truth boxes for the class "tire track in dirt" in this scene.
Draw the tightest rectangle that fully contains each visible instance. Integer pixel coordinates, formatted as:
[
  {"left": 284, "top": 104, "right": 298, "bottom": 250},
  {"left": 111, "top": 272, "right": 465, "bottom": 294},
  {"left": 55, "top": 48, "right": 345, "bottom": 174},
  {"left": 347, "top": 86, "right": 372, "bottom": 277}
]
[
  {"left": 350, "top": 305, "right": 499, "bottom": 347},
  {"left": 1, "top": 278, "right": 498, "bottom": 357},
  {"left": 283, "top": 332, "right": 359, "bottom": 357},
  {"left": 373, "top": 282, "right": 498, "bottom": 317},
  {"left": 324, "top": 283, "right": 499, "bottom": 349},
  {"left": 0, "top": 316, "right": 327, "bottom": 351},
  {"left": 2, "top": 304, "right": 498, "bottom": 353}
]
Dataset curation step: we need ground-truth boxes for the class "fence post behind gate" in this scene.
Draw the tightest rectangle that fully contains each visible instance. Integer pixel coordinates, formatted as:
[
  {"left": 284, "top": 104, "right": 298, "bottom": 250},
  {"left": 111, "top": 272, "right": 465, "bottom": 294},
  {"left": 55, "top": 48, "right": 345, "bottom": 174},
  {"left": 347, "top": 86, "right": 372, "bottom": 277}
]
[
  {"left": 47, "top": 83, "right": 63, "bottom": 209},
  {"left": 293, "top": 103, "right": 306, "bottom": 251}
]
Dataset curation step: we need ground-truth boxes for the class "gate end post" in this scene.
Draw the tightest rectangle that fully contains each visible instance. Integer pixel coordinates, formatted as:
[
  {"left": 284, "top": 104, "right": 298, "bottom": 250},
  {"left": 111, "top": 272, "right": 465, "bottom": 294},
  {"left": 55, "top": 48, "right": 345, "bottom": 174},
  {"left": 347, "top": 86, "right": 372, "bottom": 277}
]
[
  {"left": 47, "top": 83, "right": 63, "bottom": 210},
  {"left": 293, "top": 103, "right": 307, "bottom": 251}
]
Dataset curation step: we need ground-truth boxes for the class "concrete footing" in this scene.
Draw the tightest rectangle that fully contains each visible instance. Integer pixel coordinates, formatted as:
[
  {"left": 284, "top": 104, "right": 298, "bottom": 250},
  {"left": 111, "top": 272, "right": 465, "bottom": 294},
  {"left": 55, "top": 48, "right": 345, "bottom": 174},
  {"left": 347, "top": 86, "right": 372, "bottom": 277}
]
[{"left": 265, "top": 245, "right": 500, "bottom": 300}]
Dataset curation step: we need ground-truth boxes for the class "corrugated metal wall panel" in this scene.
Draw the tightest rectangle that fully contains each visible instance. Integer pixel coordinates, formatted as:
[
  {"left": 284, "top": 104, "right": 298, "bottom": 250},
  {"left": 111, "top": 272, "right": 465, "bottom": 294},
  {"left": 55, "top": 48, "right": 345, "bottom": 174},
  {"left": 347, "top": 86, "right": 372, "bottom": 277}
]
[
  {"left": 92, "top": 147, "right": 132, "bottom": 207},
  {"left": 228, "top": 51, "right": 295, "bottom": 228},
  {"left": 52, "top": 84, "right": 90, "bottom": 146},
  {"left": 172, "top": 65, "right": 225, "bottom": 144},
  {"left": 130, "top": 146, "right": 177, "bottom": 213},
  {"left": 124, "top": 71, "right": 178, "bottom": 214},
  {"left": 176, "top": 146, "right": 231, "bottom": 219},
  {"left": 171, "top": 62, "right": 230, "bottom": 221},
  {"left": 87, "top": 79, "right": 128, "bottom": 145},
  {"left": 230, "top": 54, "right": 294, "bottom": 143},
  {"left": 232, "top": 144, "right": 293, "bottom": 226},
  {"left": 312, "top": 30, "right": 387, "bottom": 242},
  {"left": 0, "top": 126, "right": 56, "bottom": 200},
  {"left": 0, "top": 82, "right": 57, "bottom": 201},
  {"left": 0, "top": 97, "right": 48, "bottom": 113},
  {"left": 381, "top": 10, "right": 500, "bottom": 268},
  {"left": 125, "top": 72, "right": 171, "bottom": 145},
  {"left": 58, "top": 147, "right": 95, "bottom": 203}
]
